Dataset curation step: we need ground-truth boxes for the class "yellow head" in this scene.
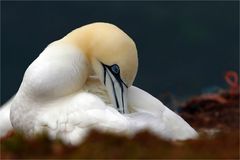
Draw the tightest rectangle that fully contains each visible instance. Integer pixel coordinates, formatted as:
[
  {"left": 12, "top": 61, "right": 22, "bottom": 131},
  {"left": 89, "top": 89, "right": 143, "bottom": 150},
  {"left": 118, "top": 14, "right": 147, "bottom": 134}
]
[{"left": 62, "top": 22, "right": 138, "bottom": 113}]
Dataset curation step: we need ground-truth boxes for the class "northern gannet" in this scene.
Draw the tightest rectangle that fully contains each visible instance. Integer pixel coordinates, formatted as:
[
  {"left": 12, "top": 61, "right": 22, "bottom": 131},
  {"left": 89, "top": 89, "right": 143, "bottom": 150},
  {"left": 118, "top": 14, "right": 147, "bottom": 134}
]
[{"left": 0, "top": 22, "right": 198, "bottom": 144}]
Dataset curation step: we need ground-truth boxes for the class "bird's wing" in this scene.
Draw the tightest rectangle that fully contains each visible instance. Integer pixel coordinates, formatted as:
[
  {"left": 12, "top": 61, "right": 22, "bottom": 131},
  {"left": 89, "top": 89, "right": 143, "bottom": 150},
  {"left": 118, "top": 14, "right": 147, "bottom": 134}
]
[
  {"left": 0, "top": 96, "right": 14, "bottom": 138},
  {"left": 160, "top": 107, "right": 198, "bottom": 140},
  {"left": 127, "top": 86, "right": 198, "bottom": 140},
  {"left": 128, "top": 86, "right": 165, "bottom": 115},
  {"left": 126, "top": 108, "right": 198, "bottom": 140}
]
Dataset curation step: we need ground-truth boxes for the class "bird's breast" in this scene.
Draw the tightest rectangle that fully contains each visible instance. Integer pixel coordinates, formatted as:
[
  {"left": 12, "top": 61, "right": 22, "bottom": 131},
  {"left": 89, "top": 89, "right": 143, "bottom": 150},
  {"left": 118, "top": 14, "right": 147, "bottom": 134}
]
[{"left": 81, "top": 76, "right": 112, "bottom": 106}]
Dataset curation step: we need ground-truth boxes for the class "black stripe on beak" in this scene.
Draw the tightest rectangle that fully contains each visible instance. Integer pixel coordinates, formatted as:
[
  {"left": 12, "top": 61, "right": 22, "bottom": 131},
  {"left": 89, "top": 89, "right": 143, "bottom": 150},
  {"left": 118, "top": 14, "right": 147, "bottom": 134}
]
[{"left": 101, "top": 63, "right": 127, "bottom": 114}]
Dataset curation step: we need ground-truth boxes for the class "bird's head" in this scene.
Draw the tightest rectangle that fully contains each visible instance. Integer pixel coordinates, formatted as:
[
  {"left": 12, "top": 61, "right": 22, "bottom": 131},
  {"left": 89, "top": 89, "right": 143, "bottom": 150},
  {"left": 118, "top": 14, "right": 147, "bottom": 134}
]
[{"left": 62, "top": 22, "right": 138, "bottom": 114}]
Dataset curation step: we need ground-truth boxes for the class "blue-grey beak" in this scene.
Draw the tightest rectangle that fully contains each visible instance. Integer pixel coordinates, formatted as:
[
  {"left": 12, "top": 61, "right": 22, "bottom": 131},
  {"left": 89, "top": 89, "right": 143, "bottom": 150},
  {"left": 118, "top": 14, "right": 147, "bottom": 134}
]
[{"left": 102, "top": 63, "right": 128, "bottom": 114}]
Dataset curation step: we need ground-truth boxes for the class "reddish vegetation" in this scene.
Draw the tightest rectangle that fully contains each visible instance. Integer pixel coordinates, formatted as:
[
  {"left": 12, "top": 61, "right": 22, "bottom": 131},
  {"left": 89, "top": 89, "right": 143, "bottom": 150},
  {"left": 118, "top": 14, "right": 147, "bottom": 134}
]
[
  {"left": 180, "top": 70, "right": 239, "bottom": 131},
  {"left": 180, "top": 91, "right": 239, "bottom": 131},
  {"left": 1, "top": 129, "right": 239, "bottom": 159}
]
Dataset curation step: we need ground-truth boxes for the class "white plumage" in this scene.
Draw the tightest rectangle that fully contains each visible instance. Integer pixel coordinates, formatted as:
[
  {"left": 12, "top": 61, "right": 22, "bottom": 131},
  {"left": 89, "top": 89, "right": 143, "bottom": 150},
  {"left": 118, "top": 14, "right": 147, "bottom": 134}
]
[{"left": 0, "top": 23, "right": 198, "bottom": 145}]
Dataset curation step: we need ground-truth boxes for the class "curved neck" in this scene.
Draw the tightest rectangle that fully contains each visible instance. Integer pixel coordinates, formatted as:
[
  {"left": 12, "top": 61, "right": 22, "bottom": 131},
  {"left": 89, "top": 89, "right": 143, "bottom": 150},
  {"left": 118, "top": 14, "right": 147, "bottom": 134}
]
[{"left": 60, "top": 27, "right": 92, "bottom": 61}]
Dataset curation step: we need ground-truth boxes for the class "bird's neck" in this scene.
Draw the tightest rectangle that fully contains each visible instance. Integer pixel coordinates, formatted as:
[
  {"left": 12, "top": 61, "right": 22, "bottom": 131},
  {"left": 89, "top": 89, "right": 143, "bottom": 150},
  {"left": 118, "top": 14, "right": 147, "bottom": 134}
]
[
  {"left": 57, "top": 27, "right": 98, "bottom": 76},
  {"left": 60, "top": 27, "right": 92, "bottom": 61}
]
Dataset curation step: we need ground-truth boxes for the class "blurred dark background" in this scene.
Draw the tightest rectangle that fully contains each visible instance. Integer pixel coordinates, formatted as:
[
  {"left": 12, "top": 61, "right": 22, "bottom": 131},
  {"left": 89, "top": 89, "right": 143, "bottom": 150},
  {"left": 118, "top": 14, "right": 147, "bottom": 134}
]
[{"left": 1, "top": 1, "right": 239, "bottom": 104}]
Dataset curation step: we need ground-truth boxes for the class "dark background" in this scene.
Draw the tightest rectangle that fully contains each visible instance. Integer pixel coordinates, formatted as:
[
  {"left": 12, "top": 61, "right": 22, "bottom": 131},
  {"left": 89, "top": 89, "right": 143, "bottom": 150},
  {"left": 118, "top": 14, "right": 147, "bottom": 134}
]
[{"left": 1, "top": 1, "right": 239, "bottom": 104}]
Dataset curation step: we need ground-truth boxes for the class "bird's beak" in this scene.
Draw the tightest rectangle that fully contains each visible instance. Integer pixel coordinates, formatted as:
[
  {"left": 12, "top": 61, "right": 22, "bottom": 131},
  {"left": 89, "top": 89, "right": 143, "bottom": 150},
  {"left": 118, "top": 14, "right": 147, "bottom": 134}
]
[{"left": 102, "top": 65, "right": 128, "bottom": 114}]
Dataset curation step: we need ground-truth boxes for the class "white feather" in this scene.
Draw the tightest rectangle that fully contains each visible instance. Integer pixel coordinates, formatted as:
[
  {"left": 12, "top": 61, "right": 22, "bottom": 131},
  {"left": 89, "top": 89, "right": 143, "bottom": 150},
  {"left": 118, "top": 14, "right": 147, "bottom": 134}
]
[
  {"left": 0, "top": 96, "right": 14, "bottom": 137},
  {"left": 1, "top": 43, "right": 198, "bottom": 145}
]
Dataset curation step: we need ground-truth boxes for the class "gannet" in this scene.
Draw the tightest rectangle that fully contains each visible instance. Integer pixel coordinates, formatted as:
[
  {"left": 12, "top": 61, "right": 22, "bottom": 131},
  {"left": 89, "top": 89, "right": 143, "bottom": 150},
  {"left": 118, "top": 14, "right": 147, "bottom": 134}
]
[{"left": 0, "top": 22, "right": 198, "bottom": 144}]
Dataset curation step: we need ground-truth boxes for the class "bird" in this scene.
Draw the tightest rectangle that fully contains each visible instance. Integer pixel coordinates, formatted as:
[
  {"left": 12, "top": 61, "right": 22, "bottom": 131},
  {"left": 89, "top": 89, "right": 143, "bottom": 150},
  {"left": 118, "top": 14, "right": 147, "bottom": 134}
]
[{"left": 0, "top": 22, "right": 198, "bottom": 145}]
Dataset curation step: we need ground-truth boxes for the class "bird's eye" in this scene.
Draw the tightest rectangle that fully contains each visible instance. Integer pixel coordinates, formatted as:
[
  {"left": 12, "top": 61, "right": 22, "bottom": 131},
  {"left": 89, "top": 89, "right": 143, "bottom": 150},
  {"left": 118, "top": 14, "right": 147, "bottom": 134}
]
[{"left": 111, "top": 64, "right": 120, "bottom": 74}]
